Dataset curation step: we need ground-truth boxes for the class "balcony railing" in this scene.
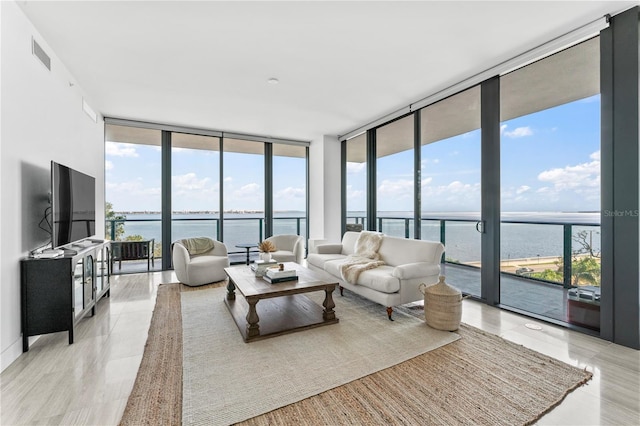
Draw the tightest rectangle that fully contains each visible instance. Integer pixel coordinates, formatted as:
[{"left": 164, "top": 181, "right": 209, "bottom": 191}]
[
  {"left": 107, "top": 214, "right": 600, "bottom": 290},
  {"left": 347, "top": 215, "right": 600, "bottom": 289},
  {"left": 106, "top": 216, "right": 307, "bottom": 265}
]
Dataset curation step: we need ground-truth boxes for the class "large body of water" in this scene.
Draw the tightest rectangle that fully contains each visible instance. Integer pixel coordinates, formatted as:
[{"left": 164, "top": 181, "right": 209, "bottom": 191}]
[{"left": 113, "top": 211, "right": 601, "bottom": 261}]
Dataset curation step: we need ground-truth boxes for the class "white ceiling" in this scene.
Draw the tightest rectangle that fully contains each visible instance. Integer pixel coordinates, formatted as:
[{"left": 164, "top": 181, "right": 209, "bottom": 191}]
[{"left": 19, "top": 1, "right": 637, "bottom": 142}]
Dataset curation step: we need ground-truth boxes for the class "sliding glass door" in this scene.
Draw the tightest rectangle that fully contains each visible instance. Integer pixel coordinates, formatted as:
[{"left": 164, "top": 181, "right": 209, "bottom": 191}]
[
  {"left": 499, "top": 38, "right": 601, "bottom": 329},
  {"left": 171, "top": 133, "right": 220, "bottom": 242},
  {"left": 222, "top": 138, "right": 265, "bottom": 258},
  {"left": 420, "top": 86, "right": 482, "bottom": 296},
  {"left": 104, "top": 124, "right": 163, "bottom": 272},
  {"left": 375, "top": 115, "right": 415, "bottom": 237},
  {"left": 273, "top": 144, "right": 307, "bottom": 241},
  {"left": 345, "top": 134, "right": 367, "bottom": 230}
]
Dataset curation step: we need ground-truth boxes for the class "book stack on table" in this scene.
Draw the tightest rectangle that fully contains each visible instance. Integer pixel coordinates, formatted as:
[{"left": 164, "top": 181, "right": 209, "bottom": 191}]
[
  {"left": 251, "top": 260, "right": 278, "bottom": 277},
  {"left": 263, "top": 267, "right": 298, "bottom": 284}
]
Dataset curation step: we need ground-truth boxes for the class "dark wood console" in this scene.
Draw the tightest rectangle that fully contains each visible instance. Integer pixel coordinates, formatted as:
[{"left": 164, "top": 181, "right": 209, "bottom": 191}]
[{"left": 20, "top": 240, "right": 110, "bottom": 352}]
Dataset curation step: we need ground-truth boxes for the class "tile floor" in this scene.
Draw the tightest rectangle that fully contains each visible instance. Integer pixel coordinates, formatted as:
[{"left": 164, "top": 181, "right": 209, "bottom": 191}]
[{"left": 1, "top": 270, "right": 638, "bottom": 425}]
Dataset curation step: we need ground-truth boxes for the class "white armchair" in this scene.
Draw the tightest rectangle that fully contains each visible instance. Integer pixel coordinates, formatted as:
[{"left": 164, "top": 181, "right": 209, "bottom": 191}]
[
  {"left": 265, "top": 234, "right": 305, "bottom": 264},
  {"left": 172, "top": 237, "right": 229, "bottom": 286}
]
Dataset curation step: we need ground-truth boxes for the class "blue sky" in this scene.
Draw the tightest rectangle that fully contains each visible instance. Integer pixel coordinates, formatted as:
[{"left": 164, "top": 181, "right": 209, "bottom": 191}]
[
  {"left": 105, "top": 145, "right": 306, "bottom": 212},
  {"left": 348, "top": 95, "right": 601, "bottom": 213},
  {"left": 107, "top": 95, "right": 600, "bottom": 214}
]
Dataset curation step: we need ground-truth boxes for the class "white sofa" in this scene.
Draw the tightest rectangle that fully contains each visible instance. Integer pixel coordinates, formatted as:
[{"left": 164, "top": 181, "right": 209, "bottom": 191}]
[
  {"left": 307, "top": 231, "right": 444, "bottom": 320},
  {"left": 265, "top": 234, "right": 305, "bottom": 264},
  {"left": 172, "top": 237, "right": 230, "bottom": 286}
]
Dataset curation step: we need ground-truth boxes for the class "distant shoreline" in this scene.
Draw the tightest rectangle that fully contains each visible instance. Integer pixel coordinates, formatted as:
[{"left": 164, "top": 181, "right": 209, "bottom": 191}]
[{"left": 115, "top": 210, "right": 301, "bottom": 215}]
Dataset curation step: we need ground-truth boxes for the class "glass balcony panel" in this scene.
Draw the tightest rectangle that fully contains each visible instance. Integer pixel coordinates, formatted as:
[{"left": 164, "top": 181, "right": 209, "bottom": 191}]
[
  {"left": 443, "top": 221, "right": 481, "bottom": 267},
  {"left": 420, "top": 220, "right": 440, "bottom": 242},
  {"left": 378, "top": 217, "right": 413, "bottom": 239},
  {"left": 105, "top": 124, "right": 163, "bottom": 273},
  {"left": 568, "top": 225, "right": 601, "bottom": 330}
]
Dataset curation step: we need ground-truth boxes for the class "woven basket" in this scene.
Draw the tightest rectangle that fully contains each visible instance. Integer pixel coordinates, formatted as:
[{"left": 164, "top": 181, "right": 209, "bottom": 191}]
[{"left": 419, "top": 275, "right": 462, "bottom": 331}]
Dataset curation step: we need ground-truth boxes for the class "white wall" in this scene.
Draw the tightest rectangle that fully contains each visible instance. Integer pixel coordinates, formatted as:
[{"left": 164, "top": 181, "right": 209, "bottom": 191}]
[
  {"left": 1, "top": 1, "right": 105, "bottom": 371},
  {"left": 308, "top": 135, "right": 342, "bottom": 245}
]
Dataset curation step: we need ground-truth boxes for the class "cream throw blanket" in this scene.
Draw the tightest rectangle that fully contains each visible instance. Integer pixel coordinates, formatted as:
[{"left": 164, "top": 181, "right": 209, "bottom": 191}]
[
  {"left": 176, "top": 237, "right": 216, "bottom": 255},
  {"left": 340, "top": 232, "right": 385, "bottom": 284}
]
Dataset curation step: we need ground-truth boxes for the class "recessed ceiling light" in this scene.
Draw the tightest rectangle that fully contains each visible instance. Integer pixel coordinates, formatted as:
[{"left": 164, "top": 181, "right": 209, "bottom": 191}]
[{"left": 267, "top": 78, "right": 279, "bottom": 85}]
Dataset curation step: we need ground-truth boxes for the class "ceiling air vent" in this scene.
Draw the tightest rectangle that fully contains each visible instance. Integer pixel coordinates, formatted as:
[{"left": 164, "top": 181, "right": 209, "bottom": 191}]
[{"left": 32, "top": 37, "right": 51, "bottom": 71}]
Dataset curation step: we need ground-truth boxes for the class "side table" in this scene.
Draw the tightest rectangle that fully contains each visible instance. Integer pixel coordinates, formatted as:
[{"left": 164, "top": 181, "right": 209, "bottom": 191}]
[{"left": 235, "top": 243, "right": 258, "bottom": 265}]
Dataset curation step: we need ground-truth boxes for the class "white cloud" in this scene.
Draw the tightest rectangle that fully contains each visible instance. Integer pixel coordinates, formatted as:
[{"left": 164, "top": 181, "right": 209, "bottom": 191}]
[
  {"left": 378, "top": 179, "right": 413, "bottom": 199},
  {"left": 421, "top": 158, "right": 440, "bottom": 171},
  {"left": 347, "top": 162, "right": 365, "bottom": 174},
  {"left": 106, "top": 179, "right": 160, "bottom": 196},
  {"left": 105, "top": 160, "right": 113, "bottom": 171},
  {"left": 421, "top": 180, "right": 481, "bottom": 210},
  {"left": 224, "top": 177, "right": 233, "bottom": 182},
  {"left": 275, "top": 186, "right": 305, "bottom": 199},
  {"left": 172, "top": 173, "right": 211, "bottom": 194},
  {"left": 502, "top": 126, "right": 533, "bottom": 138},
  {"left": 105, "top": 142, "right": 138, "bottom": 157},
  {"left": 497, "top": 154, "right": 602, "bottom": 210},
  {"left": 346, "top": 185, "right": 364, "bottom": 199},
  {"left": 234, "top": 183, "right": 260, "bottom": 198},
  {"left": 538, "top": 160, "right": 599, "bottom": 191}
]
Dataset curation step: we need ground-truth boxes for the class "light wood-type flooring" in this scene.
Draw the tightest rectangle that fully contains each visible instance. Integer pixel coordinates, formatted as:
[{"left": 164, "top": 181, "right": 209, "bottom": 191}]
[{"left": 1, "top": 270, "right": 638, "bottom": 425}]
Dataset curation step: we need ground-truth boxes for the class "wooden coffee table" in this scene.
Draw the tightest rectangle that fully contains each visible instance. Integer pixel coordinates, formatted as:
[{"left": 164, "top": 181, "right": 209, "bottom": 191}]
[{"left": 224, "top": 262, "right": 339, "bottom": 342}]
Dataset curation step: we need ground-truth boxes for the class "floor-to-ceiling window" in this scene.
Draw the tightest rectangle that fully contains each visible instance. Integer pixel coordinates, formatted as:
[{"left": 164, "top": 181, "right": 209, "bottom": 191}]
[
  {"left": 376, "top": 115, "right": 415, "bottom": 237},
  {"left": 105, "top": 122, "right": 308, "bottom": 270},
  {"left": 338, "top": 12, "right": 639, "bottom": 347},
  {"left": 420, "top": 87, "right": 482, "bottom": 296},
  {"left": 500, "top": 37, "right": 601, "bottom": 329},
  {"left": 104, "top": 124, "right": 163, "bottom": 272},
  {"left": 273, "top": 144, "right": 307, "bottom": 242},
  {"left": 222, "top": 138, "right": 265, "bottom": 257},
  {"left": 345, "top": 133, "right": 367, "bottom": 229},
  {"left": 171, "top": 133, "right": 221, "bottom": 242}
]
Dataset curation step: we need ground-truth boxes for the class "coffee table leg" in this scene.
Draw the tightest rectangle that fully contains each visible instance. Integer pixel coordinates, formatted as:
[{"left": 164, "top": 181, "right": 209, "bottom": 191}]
[
  {"left": 323, "top": 286, "right": 336, "bottom": 321},
  {"left": 246, "top": 297, "right": 260, "bottom": 338},
  {"left": 226, "top": 279, "right": 236, "bottom": 300}
]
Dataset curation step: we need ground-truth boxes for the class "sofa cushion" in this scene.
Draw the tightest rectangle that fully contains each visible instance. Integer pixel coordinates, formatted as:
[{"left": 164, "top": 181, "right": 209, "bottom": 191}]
[
  {"left": 307, "top": 253, "right": 346, "bottom": 270},
  {"left": 356, "top": 266, "right": 401, "bottom": 293},
  {"left": 392, "top": 262, "right": 441, "bottom": 280},
  {"left": 340, "top": 232, "right": 361, "bottom": 256},
  {"left": 378, "top": 236, "right": 444, "bottom": 266},
  {"left": 324, "top": 260, "right": 400, "bottom": 294}
]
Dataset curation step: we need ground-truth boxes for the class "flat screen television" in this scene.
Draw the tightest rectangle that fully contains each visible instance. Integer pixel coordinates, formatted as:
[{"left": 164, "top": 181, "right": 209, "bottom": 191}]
[{"left": 51, "top": 161, "right": 96, "bottom": 248}]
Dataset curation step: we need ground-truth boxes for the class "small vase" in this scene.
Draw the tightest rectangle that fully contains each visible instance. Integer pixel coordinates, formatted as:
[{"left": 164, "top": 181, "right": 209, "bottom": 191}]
[{"left": 260, "top": 252, "right": 272, "bottom": 262}]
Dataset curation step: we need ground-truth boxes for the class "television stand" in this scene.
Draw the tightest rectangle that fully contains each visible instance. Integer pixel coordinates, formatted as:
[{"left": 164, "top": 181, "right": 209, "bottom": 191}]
[
  {"left": 72, "top": 240, "right": 93, "bottom": 248},
  {"left": 20, "top": 240, "right": 110, "bottom": 351}
]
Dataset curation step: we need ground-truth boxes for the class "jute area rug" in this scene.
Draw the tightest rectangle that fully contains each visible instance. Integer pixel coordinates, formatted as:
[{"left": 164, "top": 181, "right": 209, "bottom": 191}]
[
  {"left": 182, "top": 284, "right": 459, "bottom": 425},
  {"left": 120, "top": 282, "right": 592, "bottom": 426}
]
